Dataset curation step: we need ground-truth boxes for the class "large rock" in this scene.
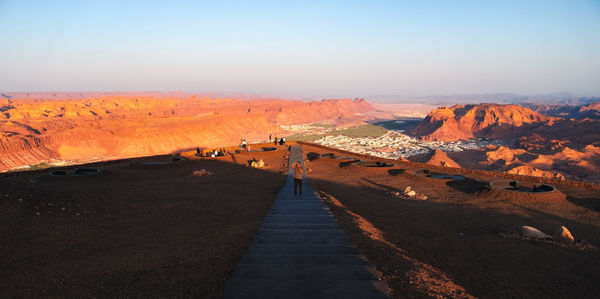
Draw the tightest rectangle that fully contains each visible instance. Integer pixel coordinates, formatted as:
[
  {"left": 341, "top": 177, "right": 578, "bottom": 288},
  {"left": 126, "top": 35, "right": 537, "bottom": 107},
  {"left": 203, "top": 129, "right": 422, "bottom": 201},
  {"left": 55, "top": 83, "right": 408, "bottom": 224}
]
[
  {"left": 520, "top": 226, "right": 553, "bottom": 240},
  {"left": 553, "top": 226, "right": 575, "bottom": 244}
]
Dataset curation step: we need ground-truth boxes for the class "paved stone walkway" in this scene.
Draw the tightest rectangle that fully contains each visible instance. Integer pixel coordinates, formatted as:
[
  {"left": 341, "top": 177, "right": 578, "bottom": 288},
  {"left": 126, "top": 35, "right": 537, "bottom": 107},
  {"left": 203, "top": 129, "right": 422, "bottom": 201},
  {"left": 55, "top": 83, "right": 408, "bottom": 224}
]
[{"left": 223, "top": 145, "right": 390, "bottom": 298}]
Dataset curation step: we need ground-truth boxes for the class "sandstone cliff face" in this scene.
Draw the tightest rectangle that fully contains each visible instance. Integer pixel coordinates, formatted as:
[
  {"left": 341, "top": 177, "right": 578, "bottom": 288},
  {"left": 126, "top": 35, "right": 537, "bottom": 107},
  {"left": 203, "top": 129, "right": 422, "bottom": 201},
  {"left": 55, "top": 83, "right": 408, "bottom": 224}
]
[
  {"left": 411, "top": 103, "right": 600, "bottom": 182},
  {"left": 410, "top": 104, "right": 556, "bottom": 141},
  {"left": 0, "top": 96, "right": 373, "bottom": 171}
]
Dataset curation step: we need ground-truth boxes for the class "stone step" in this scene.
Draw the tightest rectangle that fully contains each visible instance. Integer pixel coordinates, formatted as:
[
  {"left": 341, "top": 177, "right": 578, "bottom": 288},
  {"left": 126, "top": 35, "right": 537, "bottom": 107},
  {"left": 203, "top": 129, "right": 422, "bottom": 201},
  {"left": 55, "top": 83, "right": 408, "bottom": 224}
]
[
  {"left": 253, "top": 235, "right": 351, "bottom": 245},
  {"left": 239, "top": 254, "right": 369, "bottom": 265},
  {"left": 271, "top": 200, "right": 323, "bottom": 204},
  {"left": 269, "top": 205, "right": 330, "bottom": 212},
  {"left": 268, "top": 207, "right": 325, "bottom": 212},
  {"left": 260, "top": 223, "right": 340, "bottom": 230},
  {"left": 246, "top": 244, "right": 359, "bottom": 255},
  {"left": 257, "top": 229, "right": 348, "bottom": 237},
  {"left": 266, "top": 211, "right": 332, "bottom": 217},
  {"left": 268, "top": 207, "right": 329, "bottom": 212},
  {"left": 267, "top": 204, "right": 327, "bottom": 209},
  {"left": 222, "top": 279, "right": 389, "bottom": 299},
  {"left": 262, "top": 219, "right": 339, "bottom": 225},
  {"left": 263, "top": 215, "right": 334, "bottom": 222},
  {"left": 231, "top": 264, "right": 379, "bottom": 280},
  {"left": 268, "top": 206, "right": 329, "bottom": 210},
  {"left": 277, "top": 197, "right": 320, "bottom": 201}
]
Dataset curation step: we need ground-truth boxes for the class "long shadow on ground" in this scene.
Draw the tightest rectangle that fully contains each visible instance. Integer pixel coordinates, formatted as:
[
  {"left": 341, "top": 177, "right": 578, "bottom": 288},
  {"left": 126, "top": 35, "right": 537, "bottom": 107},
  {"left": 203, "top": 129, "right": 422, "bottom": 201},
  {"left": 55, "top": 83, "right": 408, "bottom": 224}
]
[
  {"left": 308, "top": 176, "right": 600, "bottom": 298},
  {"left": 0, "top": 156, "right": 287, "bottom": 298}
]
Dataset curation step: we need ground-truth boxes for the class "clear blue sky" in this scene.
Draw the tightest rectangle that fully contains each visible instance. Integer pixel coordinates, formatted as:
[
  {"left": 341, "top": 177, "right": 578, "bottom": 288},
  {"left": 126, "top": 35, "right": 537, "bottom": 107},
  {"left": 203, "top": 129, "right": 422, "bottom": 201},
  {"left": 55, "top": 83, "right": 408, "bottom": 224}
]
[{"left": 1, "top": 0, "right": 599, "bottom": 97}]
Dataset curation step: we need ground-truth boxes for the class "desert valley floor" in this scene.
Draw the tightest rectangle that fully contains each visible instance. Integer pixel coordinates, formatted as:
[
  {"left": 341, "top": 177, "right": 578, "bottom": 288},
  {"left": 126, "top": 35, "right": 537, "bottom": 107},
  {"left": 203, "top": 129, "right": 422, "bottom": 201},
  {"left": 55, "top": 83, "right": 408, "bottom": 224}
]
[{"left": 1, "top": 142, "right": 599, "bottom": 298}]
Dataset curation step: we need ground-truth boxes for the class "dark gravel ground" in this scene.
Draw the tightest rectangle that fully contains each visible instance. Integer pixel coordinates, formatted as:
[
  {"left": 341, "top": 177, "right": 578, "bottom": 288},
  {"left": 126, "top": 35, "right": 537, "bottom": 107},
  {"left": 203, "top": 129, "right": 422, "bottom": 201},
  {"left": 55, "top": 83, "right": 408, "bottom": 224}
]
[{"left": 0, "top": 151, "right": 287, "bottom": 298}]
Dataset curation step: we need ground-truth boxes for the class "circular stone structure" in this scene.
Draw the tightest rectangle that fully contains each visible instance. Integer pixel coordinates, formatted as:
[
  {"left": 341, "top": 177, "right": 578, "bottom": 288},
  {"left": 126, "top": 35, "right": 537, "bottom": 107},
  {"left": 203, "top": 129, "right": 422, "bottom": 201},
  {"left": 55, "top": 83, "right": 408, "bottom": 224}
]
[
  {"left": 306, "top": 152, "right": 320, "bottom": 161},
  {"left": 489, "top": 180, "right": 556, "bottom": 193},
  {"left": 356, "top": 161, "right": 395, "bottom": 168},
  {"left": 50, "top": 168, "right": 100, "bottom": 176},
  {"left": 414, "top": 168, "right": 468, "bottom": 180}
]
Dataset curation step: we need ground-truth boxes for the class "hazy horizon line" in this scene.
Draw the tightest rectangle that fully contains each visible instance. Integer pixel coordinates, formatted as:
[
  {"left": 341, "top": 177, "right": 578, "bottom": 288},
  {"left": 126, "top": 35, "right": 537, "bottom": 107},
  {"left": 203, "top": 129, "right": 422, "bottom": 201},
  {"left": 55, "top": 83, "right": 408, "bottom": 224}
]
[{"left": 2, "top": 90, "right": 599, "bottom": 102}]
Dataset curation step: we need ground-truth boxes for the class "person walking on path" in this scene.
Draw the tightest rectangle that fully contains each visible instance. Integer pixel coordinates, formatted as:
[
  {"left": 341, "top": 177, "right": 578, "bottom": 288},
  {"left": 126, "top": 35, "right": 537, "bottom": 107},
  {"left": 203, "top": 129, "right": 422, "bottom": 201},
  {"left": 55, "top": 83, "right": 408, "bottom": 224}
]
[{"left": 291, "top": 161, "right": 304, "bottom": 195}]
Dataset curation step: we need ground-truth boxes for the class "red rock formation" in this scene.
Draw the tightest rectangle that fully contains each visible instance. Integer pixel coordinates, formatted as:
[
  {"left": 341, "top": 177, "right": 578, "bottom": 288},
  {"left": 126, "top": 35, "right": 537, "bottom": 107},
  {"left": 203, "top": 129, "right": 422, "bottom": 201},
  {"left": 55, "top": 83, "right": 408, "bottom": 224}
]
[
  {"left": 506, "top": 165, "right": 566, "bottom": 180},
  {"left": 425, "top": 149, "right": 461, "bottom": 168},
  {"left": 411, "top": 103, "right": 600, "bottom": 182},
  {"left": 0, "top": 95, "right": 374, "bottom": 171},
  {"left": 410, "top": 104, "right": 556, "bottom": 141}
]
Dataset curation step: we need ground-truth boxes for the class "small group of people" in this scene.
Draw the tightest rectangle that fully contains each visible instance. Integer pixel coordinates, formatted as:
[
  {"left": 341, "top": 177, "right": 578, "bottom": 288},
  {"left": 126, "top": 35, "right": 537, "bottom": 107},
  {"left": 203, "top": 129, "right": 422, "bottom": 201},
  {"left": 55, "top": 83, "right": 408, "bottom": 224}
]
[
  {"left": 196, "top": 147, "right": 226, "bottom": 157},
  {"left": 268, "top": 134, "right": 286, "bottom": 146}
]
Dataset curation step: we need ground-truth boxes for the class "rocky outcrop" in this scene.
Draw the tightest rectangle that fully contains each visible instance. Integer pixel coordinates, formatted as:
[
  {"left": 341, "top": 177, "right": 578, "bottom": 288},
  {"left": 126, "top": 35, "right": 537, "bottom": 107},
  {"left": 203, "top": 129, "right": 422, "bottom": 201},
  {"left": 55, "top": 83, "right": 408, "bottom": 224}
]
[
  {"left": 410, "top": 104, "right": 556, "bottom": 141},
  {"left": 520, "top": 226, "right": 553, "bottom": 240},
  {"left": 553, "top": 226, "right": 575, "bottom": 244},
  {"left": 411, "top": 103, "right": 600, "bottom": 182},
  {"left": 425, "top": 149, "right": 461, "bottom": 168}
]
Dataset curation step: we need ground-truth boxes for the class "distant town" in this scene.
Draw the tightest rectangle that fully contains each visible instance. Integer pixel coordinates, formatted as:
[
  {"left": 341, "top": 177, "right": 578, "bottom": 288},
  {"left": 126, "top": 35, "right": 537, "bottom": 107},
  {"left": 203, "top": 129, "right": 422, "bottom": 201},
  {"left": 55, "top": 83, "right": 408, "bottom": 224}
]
[{"left": 313, "top": 130, "right": 504, "bottom": 160}]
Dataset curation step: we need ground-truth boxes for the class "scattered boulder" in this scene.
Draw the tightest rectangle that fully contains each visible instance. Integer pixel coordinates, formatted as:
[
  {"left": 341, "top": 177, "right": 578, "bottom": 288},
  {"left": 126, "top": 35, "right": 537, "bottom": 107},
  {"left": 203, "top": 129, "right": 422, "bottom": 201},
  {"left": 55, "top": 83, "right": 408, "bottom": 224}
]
[
  {"left": 388, "top": 186, "right": 428, "bottom": 200},
  {"left": 404, "top": 186, "right": 417, "bottom": 197},
  {"left": 191, "top": 169, "right": 213, "bottom": 176},
  {"left": 520, "top": 226, "right": 553, "bottom": 240},
  {"left": 553, "top": 226, "right": 575, "bottom": 244}
]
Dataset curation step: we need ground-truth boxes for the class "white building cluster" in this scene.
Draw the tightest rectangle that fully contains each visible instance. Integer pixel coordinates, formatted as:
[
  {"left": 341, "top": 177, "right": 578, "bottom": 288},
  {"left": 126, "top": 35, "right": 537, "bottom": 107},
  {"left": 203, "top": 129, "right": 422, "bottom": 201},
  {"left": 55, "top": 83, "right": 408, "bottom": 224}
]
[{"left": 314, "top": 131, "right": 504, "bottom": 159}]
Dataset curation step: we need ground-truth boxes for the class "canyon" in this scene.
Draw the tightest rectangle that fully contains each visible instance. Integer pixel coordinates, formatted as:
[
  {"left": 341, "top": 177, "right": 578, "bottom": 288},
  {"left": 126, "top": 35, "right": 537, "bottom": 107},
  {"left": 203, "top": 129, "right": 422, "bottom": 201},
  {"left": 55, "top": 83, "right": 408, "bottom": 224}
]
[
  {"left": 0, "top": 94, "right": 372, "bottom": 171},
  {"left": 2, "top": 94, "right": 599, "bottom": 182}
]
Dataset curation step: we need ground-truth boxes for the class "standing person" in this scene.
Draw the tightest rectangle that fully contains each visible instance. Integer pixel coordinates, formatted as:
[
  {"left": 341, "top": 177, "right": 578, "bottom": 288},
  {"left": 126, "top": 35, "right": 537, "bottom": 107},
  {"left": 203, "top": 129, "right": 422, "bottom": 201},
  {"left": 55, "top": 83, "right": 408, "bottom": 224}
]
[
  {"left": 291, "top": 161, "right": 304, "bottom": 195},
  {"left": 269, "top": 134, "right": 272, "bottom": 142},
  {"left": 242, "top": 139, "right": 247, "bottom": 150},
  {"left": 273, "top": 135, "right": 277, "bottom": 146}
]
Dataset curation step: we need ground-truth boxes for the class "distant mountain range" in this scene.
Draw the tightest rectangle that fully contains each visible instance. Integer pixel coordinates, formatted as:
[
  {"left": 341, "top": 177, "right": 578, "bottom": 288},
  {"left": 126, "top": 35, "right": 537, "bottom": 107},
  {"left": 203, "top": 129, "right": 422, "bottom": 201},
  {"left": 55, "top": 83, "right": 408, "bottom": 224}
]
[{"left": 368, "top": 93, "right": 600, "bottom": 106}]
